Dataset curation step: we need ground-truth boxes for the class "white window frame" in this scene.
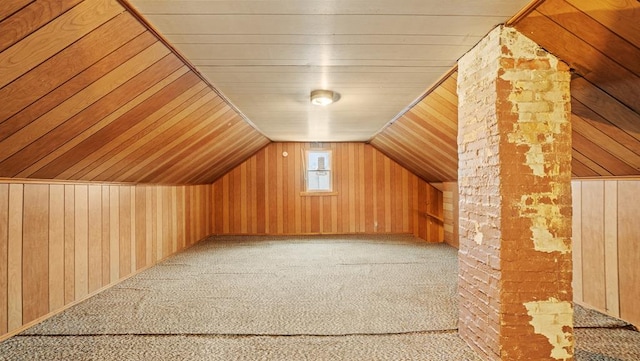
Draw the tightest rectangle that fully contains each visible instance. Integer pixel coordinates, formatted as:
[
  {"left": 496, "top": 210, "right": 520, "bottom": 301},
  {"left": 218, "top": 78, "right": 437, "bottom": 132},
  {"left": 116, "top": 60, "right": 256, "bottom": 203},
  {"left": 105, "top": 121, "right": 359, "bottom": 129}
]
[{"left": 303, "top": 149, "right": 334, "bottom": 194}]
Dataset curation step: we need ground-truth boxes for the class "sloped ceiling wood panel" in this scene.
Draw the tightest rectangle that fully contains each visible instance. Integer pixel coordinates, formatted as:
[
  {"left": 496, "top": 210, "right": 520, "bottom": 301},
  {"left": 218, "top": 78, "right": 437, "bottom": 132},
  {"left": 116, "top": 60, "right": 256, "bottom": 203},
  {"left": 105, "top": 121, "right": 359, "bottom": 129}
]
[
  {"left": 369, "top": 72, "right": 458, "bottom": 182},
  {"left": 371, "top": 0, "right": 640, "bottom": 181},
  {"left": 0, "top": 0, "right": 269, "bottom": 185},
  {"left": 515, "top": 0, "right": 640, "bottom": 177}
]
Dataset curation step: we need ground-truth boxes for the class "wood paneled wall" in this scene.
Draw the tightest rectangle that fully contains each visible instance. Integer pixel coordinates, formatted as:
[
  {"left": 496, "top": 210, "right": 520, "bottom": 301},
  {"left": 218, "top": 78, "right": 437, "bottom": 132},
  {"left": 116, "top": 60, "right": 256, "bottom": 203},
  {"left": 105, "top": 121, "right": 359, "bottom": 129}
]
[
  {"left": 370, "top": 71, "right": 458, "bottom": 183},
  {"left": 442, "top": 182, "right": 459, "bottom": 248},
  {"left": 572, "top": 179, "right": 640, "bottom": 327},
  {"left": 0, "top": 180, "right": 211, "bottom": 340},
  {"left": 0, "top": 0, "right": 269, "bottom": 184},
  {"left": 211, "top": 143, "right": 443, "bottom": 241}
]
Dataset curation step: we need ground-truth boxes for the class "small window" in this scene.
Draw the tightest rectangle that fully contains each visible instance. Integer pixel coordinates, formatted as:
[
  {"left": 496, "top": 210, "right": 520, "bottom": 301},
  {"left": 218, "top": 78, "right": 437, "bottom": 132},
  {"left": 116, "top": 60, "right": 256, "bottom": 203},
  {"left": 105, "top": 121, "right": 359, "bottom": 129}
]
[{"left": 305, "top": 150, "right": 332, "bottom": 192}]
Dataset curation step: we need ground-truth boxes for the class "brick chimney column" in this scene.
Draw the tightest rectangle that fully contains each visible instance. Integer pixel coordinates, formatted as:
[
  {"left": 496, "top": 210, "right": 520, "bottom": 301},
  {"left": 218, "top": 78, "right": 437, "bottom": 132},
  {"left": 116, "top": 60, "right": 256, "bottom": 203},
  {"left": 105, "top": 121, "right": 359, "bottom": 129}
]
[{"left": 457, "top": 26, "right": 573, "bottom": 360}]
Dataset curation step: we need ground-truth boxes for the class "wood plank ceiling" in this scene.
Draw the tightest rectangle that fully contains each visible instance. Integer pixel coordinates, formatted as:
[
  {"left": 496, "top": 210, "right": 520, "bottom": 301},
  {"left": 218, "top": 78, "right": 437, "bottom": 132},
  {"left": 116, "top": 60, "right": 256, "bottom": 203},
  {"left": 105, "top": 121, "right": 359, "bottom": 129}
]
[
  {"left": 0, "top": 0, "right": 269, "bottom": 185},
  {"left": 128, "top": 0, "right": 532, "bottom": 141},
  {"left": 371, "top": 0, "right": 640, "bottom": 181},
  {"left": 1, "top": 0, "right": 638, "bottom": 185}
]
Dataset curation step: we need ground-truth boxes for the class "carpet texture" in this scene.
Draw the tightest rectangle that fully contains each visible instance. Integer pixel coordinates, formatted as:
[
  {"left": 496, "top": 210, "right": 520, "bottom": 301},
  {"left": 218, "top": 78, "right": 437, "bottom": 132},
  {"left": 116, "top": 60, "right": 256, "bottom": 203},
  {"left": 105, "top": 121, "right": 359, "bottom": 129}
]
[
  {"left": 1, "top": 235, "right": 638, "bottom": 360},
  {"left": 1, "top": 332, "right": 483, "bottom": 361},
  {"left": 23, "top": 235, "right": 458, "bottom": 336}
]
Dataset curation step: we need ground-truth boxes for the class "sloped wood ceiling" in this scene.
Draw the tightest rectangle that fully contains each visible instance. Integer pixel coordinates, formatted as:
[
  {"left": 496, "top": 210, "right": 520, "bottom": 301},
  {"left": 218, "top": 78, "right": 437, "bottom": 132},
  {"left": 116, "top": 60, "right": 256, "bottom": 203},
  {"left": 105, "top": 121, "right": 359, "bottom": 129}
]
[
  {"left": 0, "top": 0, "right": 270, "bottom": 185},
  {"left": 370, "top": 0, "right": 640, "bottom": 181}
]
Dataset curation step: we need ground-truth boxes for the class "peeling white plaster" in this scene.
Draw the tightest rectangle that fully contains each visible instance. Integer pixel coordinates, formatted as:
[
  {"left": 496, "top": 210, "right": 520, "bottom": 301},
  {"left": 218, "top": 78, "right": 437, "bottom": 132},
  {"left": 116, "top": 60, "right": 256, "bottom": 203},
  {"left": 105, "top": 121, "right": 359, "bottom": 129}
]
[
  {"left": 472, "top": 220, "right": 483, "bottom": 245},
  {"left": 517, "top": 186, "right": 570, "bottom": 254},
  {"left": 524, "top": 298, "right": 574, "bottom": 360},
  {"left": 524, "top": 143, "right": 545, "bottom": 177}
]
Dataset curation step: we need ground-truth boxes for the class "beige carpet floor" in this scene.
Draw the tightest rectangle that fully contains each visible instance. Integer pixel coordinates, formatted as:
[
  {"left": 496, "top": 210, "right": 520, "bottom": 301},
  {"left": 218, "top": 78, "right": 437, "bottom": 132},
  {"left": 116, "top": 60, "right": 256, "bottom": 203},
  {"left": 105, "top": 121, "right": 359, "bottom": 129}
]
[{"left": 0, "top": 235, "right": 638, "bottom": 360}]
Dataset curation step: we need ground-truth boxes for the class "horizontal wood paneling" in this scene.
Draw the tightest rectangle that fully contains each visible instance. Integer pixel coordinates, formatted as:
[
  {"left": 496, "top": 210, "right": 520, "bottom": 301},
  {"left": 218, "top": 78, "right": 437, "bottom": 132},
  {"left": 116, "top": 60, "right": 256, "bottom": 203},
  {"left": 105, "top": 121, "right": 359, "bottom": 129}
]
[
  {"left": 0, "top": 0, "right": 268, "bottom": 185},
  {"left": 572, "top": 179, "right": 640, "bottom": 326},
  {"left": 211, "top": 142, "right": 443, "bottom": 242},
  {"left": 0, "top": 179, "right": 211, "bottom": 341}
]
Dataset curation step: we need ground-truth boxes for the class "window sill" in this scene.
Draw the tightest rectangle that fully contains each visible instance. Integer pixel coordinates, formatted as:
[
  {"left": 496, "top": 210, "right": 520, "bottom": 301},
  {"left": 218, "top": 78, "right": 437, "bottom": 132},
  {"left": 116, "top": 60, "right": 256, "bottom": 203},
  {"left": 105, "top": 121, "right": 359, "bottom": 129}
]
[{"left": 300, "top": 191, "right": 338, "bottom": 197}]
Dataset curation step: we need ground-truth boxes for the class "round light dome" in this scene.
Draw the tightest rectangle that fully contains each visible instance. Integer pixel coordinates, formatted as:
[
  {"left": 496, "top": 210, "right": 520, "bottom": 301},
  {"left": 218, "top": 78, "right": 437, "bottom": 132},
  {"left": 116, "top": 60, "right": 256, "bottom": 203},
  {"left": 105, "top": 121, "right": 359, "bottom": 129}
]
[{"left": 310, "top": 89, "right": 338, "bottom": 106}]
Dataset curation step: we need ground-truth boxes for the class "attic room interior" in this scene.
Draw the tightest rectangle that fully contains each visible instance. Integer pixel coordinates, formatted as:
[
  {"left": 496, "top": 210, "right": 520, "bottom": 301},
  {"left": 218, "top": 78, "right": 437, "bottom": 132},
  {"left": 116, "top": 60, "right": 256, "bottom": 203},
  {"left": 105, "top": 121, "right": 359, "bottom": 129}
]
[{"left": 0, "top": 0, "right": 639, "bottom": 360}]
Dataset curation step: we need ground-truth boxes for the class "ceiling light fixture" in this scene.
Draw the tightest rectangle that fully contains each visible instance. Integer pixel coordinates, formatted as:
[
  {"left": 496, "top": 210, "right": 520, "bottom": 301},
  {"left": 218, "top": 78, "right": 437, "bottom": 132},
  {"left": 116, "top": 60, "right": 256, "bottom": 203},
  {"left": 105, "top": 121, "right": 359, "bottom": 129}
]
[{"left": 310, "top": 89, "right": 338, "bottom": 106}]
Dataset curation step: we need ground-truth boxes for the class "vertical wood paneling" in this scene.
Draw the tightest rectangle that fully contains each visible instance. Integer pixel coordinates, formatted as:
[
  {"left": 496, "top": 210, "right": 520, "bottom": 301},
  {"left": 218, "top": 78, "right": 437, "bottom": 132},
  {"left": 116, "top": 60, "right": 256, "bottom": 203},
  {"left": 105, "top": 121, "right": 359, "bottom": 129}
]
[
  {"left": 210, "top": 142, "right": 443, "bottom": 241},
  {"left": 161, "top": 187, "right": 170, "bottom": 258},
  {"left": 129, "top": 186, "right": 136, "bottom": 273},
  {"left": 617, "top": 180, "right": 640, "bottom": 326},
  {"left": 7, "top": 184, "right": 22, "bottom": 331},
  {"left": 580, "top": 181, "right": 606, "bottom": 310},
  {"left": 572, "top": 181, "right": 583, "bottom": 303},
  {"left": 63, "top": 185, "right": 74, "bottom": 305},
  {"left": 22, "top": 184, "right": 49, "bottom": 324},
  {"left": 603, "top": 181, "right": 619, "bottom": 317},
  {"left": 136, "top": 187, "right": 147, "bottom": 270},
  {"left": 101, "top": 186, "right": 110, "bottom": 286},
  {"left": 572, "top": 179, "right": 639, "bottom": 326},
  {"left": 109, "top": 186, "right": 119, "bottom": 283},
  {"left": 119, "top": 187, "right": 131, "bottom": 278},
  {"left": 155, "top": 187, "right": 162, "bottom": 262},
  {"left": 170, "top": 187, "right": 177, "bottom": 253},
  {"left": 48, "top": 185, "right": 65, "bottom": 312},
  {"left": 0, "top": 180, "right": 212, "bottom": 341},
  {"left": 442, "top": 182, "right": 459, "bottom": 248},
  {"left": 0, "top": 185, "right": 8, "bottom": 334},
  {"left": 176, "top": 187, "right": 185, "bottom": 250},
  {"left": 87, "top": 185, "right": 102, "bottom": 293},
  {"left": 145, "top": 187, "right": 153, "bottom": 265},
  {"left": 74, "top": 185, "right": 88, "bottom": 300}
]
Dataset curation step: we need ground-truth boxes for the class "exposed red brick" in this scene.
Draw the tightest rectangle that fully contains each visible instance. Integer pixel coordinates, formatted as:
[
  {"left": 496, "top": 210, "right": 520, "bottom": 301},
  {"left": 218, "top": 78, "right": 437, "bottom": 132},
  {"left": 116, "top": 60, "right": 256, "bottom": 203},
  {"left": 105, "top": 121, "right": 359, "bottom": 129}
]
[{"left": 457, "top": 26, "right": 573, "bottom": 361}]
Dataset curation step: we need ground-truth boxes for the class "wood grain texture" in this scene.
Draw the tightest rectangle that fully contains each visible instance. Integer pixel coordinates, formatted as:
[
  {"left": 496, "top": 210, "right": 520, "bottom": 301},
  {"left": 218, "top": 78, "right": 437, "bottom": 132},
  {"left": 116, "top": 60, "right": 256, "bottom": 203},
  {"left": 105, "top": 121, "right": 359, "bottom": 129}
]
[
  {"left": 119, "top": 186, "right": 132, "bottom": 278},
  {"left": 0, "top": 185, "right": 8, "bottom": 334},
  {"left": 7, "top": 184, "right": 23, "bottom": 331},
  {"left": 565, "top": 0, "right": 640, "bottom": 49},
  {"left": 442, "top": 182, "right": 459, "bottom": 248},
  {"left": 603, "top": 181, "right": 619, "bottom": 317},
  {"left": 63, "top": 185, "right": 74, "bottom": 305},
  {"left": 0, "top": 14, "right": 149, "bottom": 140},
  {"left": 0, "top": 180, "right": 211, "bottom": 341},
  {"left": 370, "top": 73, "right": 458, "bottom": 182},
  {"left": 22, "top": 184, "right": 49, "bottom": 324},
  {"left": 87, "top": 185, "right": 102, "bottom": 293},
  {"left": 48, "top": 185, "right": 64, "bottom": 312},
  {"left": 371, "top": 0, "right": 640, "bottom": 181},
  {"left": 0, "top": 0, "right": 124, "bottom": 89},
  {"left": 74, "top": 185, "right": 89, "bottom": 300},
  {"left": 572, "top": 179, "right": 639, "bottom": 326},
  {"left": 580, "top": 181, "right": 606, "bottom": 311},
  {"left": 617, "top": 180, "right": 640, "bottom": 326},
  {"left": 0, "top": 0, "right": 267, "bottom": 185},
  {"left": 571, "top": 181, "right": 583, "bottom": 303},
  {"left": 0, "top": 0, "right": 83, "bottom": 53},
  {"left": 23, "top": 55, "right": 185, "bottom": 179},
  {"left": 211, "top": 142, "right": 442, "bottom": 241},
  {"left": 0, "top": 0, "right": 34, "bottom": 23}
]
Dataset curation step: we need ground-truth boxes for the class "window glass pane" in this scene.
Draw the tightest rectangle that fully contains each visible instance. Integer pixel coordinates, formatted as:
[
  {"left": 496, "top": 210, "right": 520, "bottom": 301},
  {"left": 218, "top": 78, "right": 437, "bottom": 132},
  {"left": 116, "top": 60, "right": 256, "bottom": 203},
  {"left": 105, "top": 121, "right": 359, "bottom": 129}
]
[
  {"left": 307, "top": 170, "right": 331, "bottom": 191},
  {"left": 307, "top": 151, "right": 331, "bottom": 171},
  {"left": 306, "top": 150, "right": 332, "bottom": 192}
]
